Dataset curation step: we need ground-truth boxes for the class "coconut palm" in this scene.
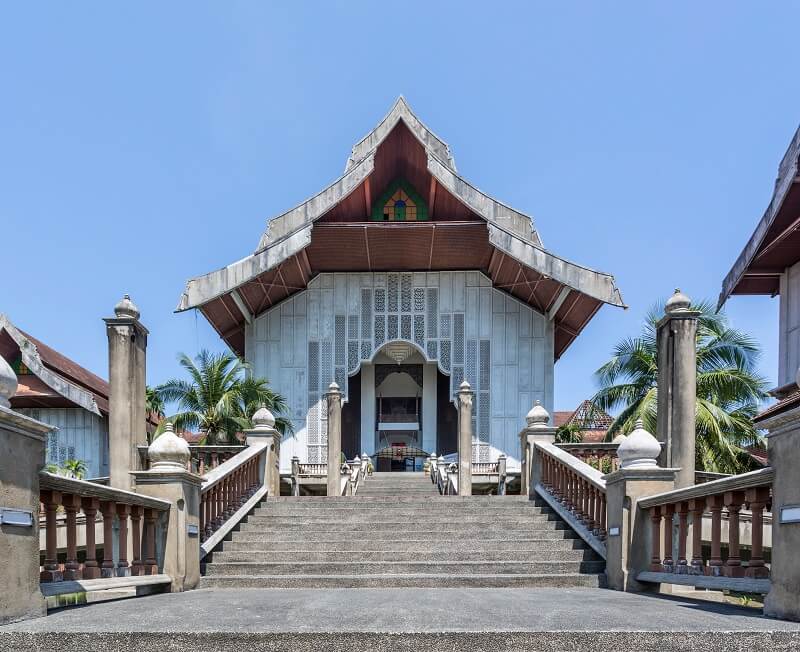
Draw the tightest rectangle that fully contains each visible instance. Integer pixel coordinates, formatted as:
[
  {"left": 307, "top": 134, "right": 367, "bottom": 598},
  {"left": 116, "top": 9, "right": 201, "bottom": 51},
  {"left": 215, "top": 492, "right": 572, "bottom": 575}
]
[
  {"left": 591, "top": 300, "right": 769, "bottom": 474},
  {"left": 156, "top": 350, "right": 292, "bottom": 445},
  {"left": 146, "top": 385, "right": 166, "bottom": 419},
  {"left": 555, "top": 421, "right": 583, "bottom": 444}
]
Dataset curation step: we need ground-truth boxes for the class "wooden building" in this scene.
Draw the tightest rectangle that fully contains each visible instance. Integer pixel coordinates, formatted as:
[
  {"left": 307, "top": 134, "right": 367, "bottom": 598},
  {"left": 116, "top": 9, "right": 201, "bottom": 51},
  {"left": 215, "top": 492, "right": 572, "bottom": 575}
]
[{"left": 178, "top": 98, "right": 624, "bottom": 470}]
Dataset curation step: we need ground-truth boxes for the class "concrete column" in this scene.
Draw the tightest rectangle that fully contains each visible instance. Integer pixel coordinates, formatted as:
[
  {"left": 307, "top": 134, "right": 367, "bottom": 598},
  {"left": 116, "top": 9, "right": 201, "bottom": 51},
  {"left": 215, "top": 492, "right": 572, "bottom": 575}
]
[
  {"left": 360, "top": 364, "right": 375, "bottom": 457},
  {"left": 104, "top": 295, "right": 148, "bottom": 490},
  {"left": 0, "top": 356, "right": 53, "bottom": 624},
  {"left": 326, "top": 381, "right": 342, "bottom": 497},
  {"left": 604, "top": 420, "right": 678, "bottom": 591},
  {"left": 244, "top": 405, "right": 282, "bottom": 496},
  {"left": 761, "top": 403, "right": 800, "bottom": 621},
  {"left": 132, "top": 423, "right": 201, "bottom": 592},
  {"left": 519, "top": 401, "right": 556, "bottom": 497},
  {"left": 655, "top": 289, "right": 699, "bottom": 488},
  {"left": 457, "top": 380, "right": 473, "bottom": 496}
]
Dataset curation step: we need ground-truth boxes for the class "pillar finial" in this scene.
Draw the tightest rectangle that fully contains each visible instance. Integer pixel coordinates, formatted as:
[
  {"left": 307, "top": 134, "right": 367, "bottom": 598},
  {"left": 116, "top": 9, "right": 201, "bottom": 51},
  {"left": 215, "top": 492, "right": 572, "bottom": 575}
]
[
  {"left": 114, "top": 294, "right": 140, "bottom": 320},
  {"left": 617, "top": 419, "right": 661, "bottom": 469},
  {"left": 526, "top": 400, "right": 550, "bottom": 428},
  {"left": 251, "top": 403, "right": 276, "bottom": 430},
  {"left": 147, "top": 422, "right": 191, "bottom": 471},
  {"left": 665, "top": 288, "right": 691, "bottom": 314}
]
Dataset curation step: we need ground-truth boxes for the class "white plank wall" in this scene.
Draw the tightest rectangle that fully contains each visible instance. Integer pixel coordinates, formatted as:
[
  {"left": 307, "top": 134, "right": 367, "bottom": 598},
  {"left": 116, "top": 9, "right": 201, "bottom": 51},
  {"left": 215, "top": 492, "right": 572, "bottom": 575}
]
[{"left": 248, "top": 271, "right": 554, "bottom": 470}]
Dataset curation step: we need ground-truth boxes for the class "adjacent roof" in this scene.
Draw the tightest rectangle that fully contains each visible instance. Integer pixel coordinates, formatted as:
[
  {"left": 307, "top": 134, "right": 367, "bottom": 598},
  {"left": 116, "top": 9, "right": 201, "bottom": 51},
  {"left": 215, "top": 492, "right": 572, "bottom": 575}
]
[
  {"left": 556, "top": 399, "right": 614, "bottom": 442},
  {"left": 718, "top": 123, "right": 800, "bottom": 307},
  {"left": 177, "top": 97, "right": 625, "bottom": 360},
  {"left": 0, "top": 314, "right": 109, "bottom": 415}
]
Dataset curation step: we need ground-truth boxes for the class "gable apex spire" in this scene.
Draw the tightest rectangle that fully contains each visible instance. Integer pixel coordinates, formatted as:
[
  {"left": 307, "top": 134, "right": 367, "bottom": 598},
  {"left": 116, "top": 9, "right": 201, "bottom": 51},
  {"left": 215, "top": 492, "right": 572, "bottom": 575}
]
[{"left": 345, "top": 96, "right": 457, "bottom": 174}]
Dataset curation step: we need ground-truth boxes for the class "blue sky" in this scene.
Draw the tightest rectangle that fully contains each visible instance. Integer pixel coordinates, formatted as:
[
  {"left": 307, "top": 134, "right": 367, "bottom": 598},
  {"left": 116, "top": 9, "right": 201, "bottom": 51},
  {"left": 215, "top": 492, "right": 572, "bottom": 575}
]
[{"left": 2, "top": 2, "right": 799, "bottom": 412}]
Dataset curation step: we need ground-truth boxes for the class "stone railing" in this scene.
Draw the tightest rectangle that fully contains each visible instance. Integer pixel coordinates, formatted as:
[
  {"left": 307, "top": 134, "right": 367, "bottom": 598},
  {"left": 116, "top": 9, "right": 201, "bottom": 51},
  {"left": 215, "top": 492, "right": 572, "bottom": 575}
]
[
  {"left": 636, "top": 467, "right": 774, "bottom": 594},
  {"left": 535, "top": 441, "right": 607, "bottom": 557},
  {"left": 200, "top": 442, "right": 267, "bottom": 557},
  {"left": 428, "top": 454, "right": 508, "bottom": 495},
  {"left": 38, "top": 472, "right": 171, "bottom": 585},
  {"left": 555, "top": 442, "right": 621, "bottom": 474},
  {"left": 138, "top": 444, "right": 246, "bottom": 474}
]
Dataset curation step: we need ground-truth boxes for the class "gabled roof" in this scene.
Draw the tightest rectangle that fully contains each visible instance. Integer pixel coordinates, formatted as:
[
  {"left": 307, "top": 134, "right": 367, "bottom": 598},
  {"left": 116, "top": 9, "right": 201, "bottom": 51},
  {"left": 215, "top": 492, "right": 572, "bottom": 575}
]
[
  {"left": 177, "top": 98, "right": 625, "bottom": 359},
  {"left": 0, "top": 314, "right": 107, "bottom": 415},
  {"left": 719, "top": 123, "right": 800, "bottom": 308}
]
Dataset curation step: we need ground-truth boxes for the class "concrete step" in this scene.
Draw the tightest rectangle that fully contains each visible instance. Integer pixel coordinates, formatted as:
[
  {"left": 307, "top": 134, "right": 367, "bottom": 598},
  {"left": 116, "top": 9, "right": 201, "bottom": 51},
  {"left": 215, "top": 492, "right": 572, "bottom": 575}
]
[
  {"left": 219, "top": 537, "right": 589, "bottom": 553},
  {"left": 237, "top": 519, "right": 567, "bottom": 533},
  {"left": 198, "top": 572, "right": 605, "bottom": 589},
  {"left": 231, "top": 528, "right": 579, "bottom": 543},
  {"left": 262, "top": 496, "right": 531, "bottom": 504},
  {"left": 254, "top": 503, "right": 550, "bottom": 513},
  {"left": 204, "top": 560, "right": 606, "bottom": 576},
  {"left": 212, "top": 548, "right": 600, "bottom": 563},
  {"left": 242, "top": 513, "right": 560, "bottom": 526}
]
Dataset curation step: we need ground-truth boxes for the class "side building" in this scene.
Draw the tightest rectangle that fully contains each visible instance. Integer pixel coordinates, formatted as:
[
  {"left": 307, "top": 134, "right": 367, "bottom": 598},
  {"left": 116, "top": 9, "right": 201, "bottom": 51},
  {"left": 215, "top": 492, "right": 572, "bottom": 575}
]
[
  {"left": 177, "top": 98, "right": 624, "bottom": 470},
  {"left": 0, "top": 313, "right": 155, "bottom": 479}
]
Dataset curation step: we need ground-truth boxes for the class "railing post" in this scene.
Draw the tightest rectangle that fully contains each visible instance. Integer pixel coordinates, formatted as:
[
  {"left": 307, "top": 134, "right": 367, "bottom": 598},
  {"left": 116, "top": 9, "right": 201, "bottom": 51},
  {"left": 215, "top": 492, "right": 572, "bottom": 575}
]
[
  {"left": 497, "top": 453, "right": 507, "bottom": 495},
  {"left": 100, "top": 500, "right": 117, "bottom": 578},
  {"left": 457, "top": 380, "right": 473, "bottom": 496},
  {"left": 244, "top": 405, "right": 282, "bottom": 496},
  {"left": 745, "top": 486, "right": 770, "bottom": 579},
  {"left": 760, "top": 404, "right": 800, "bottom": 621},
  {"left": 116, "top": 503, "right": 131, "bottom": 577},
  {"left": 604, "top": 420, "right": 678, "bottom": 591},
  {"left": 723, "top": 490, "right": 745, "bottom": 578},
  {"left": 326, "top": 382, "right": 343, "bottom": 497},
  {"left": 40, "top": 490, "right": 63, "bottom": 583},
  {"left": 519, "top": 400, "right": 556, "bottom": 498},
  {"left": 130, "top": 505, "right": 144, "bottom": 576},
  {"left": 62, "top": 494, "right": 83, "bottom": 580},
  {"left": 132, "top": 423, "right": 201, "bottom": 592},
  {"left": 81, "top": 497, "right": 101, "bottom": 579},
  {"left": 706, "top": 494, "right": 724, "bottom": 576},
  {"left": 291, "top": 456, "right": 300, "bottom": 496},
  {"left": 688, "top": 498, "right": 705, "bottom": 575}
]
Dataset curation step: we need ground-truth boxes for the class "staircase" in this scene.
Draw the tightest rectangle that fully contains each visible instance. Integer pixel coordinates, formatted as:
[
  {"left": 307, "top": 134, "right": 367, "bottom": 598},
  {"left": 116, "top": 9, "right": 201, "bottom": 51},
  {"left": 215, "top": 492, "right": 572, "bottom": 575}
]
[{"left": 201, "top": 472, "right": 605, "bottom": 588}]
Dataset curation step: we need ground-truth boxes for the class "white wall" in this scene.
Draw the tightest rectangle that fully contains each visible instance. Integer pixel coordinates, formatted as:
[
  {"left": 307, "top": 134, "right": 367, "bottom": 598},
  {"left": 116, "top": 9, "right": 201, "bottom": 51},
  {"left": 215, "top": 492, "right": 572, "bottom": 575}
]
[
  {"left": 247, "top": 271, "right": 554, "bottom": 468},
  {"left": 16, "top": 407, "right": 108, "bottom": 479},
  {"left": 779, "top": 261, "right": 800, "bottom": 385}
]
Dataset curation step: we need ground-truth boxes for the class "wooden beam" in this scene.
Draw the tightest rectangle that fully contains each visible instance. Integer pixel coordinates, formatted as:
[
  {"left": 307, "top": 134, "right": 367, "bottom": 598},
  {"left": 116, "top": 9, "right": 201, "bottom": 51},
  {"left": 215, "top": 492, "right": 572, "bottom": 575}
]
[
  {"left": 754, "top": 214, "right": 800, "bottom": 262},
  {"left": 231, "top": 290, "right": 253, "bottom": 324},
  {"left": 364, "top": 177, "right": 372, "bottom": 218},
  {"left": 547, "top": 287, "right": 571, "bottom": 321},
  {"left": 428, "top": 177, "right": 437, "bottom": 218}
]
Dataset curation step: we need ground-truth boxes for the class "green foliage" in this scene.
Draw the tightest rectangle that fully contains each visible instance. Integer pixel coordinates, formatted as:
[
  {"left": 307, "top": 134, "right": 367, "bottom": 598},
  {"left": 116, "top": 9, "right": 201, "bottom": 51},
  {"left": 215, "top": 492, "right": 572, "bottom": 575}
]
[
  {"left": 555, "top": 422, "right": 583, "bottom": 444},
  {"left": 47, "top": 459, "right": 87, "bottom": 479},
  {"left": 154, "top": 350, "right": 292, "bottom": 445},
  {"left": 146, "top": 385, "right": 165, "bottom": 419},
  {"left": 591, "top": 300, "right": 769, "bottom": 474}
]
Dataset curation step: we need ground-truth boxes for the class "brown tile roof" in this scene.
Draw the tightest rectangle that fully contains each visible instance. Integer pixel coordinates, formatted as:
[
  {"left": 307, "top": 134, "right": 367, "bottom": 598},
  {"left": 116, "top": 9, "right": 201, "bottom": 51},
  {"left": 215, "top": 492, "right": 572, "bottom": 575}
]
[
  {"left": 554, "top": 400, "right": 614, "bottom": 442},
  {"left": 553, "top": 411, "right": 574, "bottom": 428},
  {"left": 754, "top": 384, "right": 800, "bottom": 424}
]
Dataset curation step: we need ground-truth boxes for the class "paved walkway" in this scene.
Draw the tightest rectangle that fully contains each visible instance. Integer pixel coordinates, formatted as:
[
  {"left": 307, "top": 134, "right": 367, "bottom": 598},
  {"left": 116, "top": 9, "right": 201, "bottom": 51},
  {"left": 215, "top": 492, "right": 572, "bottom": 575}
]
[{"left": 2, "top": 587, "right": 799, "bottom": 651}]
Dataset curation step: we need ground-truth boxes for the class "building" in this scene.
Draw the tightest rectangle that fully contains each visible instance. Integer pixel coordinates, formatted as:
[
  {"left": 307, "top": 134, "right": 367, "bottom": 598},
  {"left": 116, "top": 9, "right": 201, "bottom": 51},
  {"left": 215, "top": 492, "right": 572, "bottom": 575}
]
[
  {"left": 177, "top": 98, "right": 624, "bottom": 470},
  {"left": 719, "top": 123, "right": 800, "bottom": 418},
  {"left": 554, "top": 399, "right": 614, "bottom": 442},
  {"left": 0, "top": 313, "right": 155, "bottom": 478}
]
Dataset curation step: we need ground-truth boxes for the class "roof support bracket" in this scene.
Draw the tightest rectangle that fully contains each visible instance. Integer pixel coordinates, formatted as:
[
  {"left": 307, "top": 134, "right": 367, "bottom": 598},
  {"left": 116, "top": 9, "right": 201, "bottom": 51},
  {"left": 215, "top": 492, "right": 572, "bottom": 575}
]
[
  {"left": 547, "top": 287, "right": 571, "bottom": 321},
  {"left": 231, "top": 290, "right": 253, "bottom": 324}
]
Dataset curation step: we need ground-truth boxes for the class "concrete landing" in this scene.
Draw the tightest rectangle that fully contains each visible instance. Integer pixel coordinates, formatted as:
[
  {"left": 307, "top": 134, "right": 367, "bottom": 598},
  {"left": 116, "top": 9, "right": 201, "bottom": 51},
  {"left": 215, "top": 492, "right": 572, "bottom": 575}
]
[{"left": 1, "top": 587, "right": 799, "bottom": 651}]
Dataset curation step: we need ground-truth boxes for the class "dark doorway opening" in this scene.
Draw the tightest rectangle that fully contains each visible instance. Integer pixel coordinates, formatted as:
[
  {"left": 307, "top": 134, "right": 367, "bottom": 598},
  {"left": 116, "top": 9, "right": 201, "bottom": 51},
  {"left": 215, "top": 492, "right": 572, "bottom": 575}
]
[
  {"left": 341, "top": 370, "right": 361, "bottom": 459},
  {"left": 437, "top": 369, "right": 457, "bottom": 455}
]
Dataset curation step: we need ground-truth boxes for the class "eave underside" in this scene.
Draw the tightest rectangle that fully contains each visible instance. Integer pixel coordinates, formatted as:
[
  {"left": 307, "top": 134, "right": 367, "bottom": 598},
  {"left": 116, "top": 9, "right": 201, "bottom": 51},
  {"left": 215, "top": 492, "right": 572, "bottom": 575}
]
[{"left": 197, "top": 222, "right": 611, "bottom": 361}]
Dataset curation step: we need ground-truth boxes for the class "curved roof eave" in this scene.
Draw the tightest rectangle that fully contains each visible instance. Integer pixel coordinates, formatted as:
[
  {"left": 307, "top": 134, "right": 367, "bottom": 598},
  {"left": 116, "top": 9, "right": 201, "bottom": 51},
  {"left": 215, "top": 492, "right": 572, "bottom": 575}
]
[
  {"left": 345, "top": 96, "right": 457, "bottom": 173},
  {"left": 0, "top": 314, "right": 102, "bottom": 416},
  {"left": 487, "top": 226, "right": 625, "bottom": 308}
]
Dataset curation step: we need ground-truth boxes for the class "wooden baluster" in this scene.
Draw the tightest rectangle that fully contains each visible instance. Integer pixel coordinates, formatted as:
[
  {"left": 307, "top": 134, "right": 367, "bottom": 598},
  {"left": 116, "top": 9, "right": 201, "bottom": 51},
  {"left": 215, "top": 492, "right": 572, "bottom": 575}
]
[
  {"left": 650, "top": 506, "right": 662, "bottom": 571},
  {"left": 661, "top": 503, "right": 675, "bottom": 572},
  {"left": 593, "top": 486, "right": 602, "bottom": 535},
  {"left": 211, "top": 452, "right": 219, "bottom": 469},
  {"left": 62, "top": 494, "right": 82, "bottom": 580},
  {"left": 81, "top": 497, "right": 100, "bottom": 579},
  {"left": 688, "top": 498, "right": 705, "bottom": 575},
  {"left": 676, "top": 501, "right": 689, "bottom": 573},
  {"left": 724, "top": 490, "right": 745, "bottom": 578},
  {"left": 745, "top": 487, "right": 770, "bottom": 579},
  {"left": 598, "top": 492, "right": 606, "bottom": 539},
  {"left": 40, "top": 490, "right": 62, "bottom": 582},
  {"left": 585, "top": 485, "right": 595, "bottom": 533},
  {"left": 100, "top": 500, "right": 116, "bottom": 578},
  {"left": 198, "top": 453, "right": 205, "bottom": 476},
  {"left": 706, "top": 494, "right": 724, "bottom": 576},
  {"left": 143, "top": 508, "right": 158, "bottom": 574},
  {"left": 115, "top": 504, "right": 131, "bottom": 577},
  {"left": 130, "top": 505, "right": 144, "bottom": 576}
]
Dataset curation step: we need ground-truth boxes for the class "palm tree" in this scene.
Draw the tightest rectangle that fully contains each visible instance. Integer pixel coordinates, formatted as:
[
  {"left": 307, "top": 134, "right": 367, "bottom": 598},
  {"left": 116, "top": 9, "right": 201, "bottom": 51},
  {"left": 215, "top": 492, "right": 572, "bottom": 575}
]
[
  {"left": 591, "top": 300, "right": 769, "bottom": 474},
  {"left": 146, "top": 385, "right": 166, "bottom": 419},
  {"left": 555, "top": 421, "right": 583, "bottom": 444},
  {"left": 156, "top": 350, "right": 292, "bottom": 445}
]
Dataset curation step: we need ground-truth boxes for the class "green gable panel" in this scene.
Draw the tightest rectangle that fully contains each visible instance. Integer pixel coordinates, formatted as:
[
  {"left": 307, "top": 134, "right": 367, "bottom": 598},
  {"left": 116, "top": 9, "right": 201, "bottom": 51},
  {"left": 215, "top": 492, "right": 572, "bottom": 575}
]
[{"left": 371, "top": 179, "right": 428, "bottom": 221}]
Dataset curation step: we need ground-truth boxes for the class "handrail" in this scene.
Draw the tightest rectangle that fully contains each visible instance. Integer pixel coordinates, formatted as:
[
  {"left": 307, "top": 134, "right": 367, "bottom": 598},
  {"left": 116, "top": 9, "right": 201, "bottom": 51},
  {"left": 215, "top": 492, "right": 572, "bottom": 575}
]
[
  {"left": 202, "top": 442, "right": 267, "bottom": 491},
  {"left": 535, "top": 441, "right": 607, "bottom": 491},
  {"left": 638, "top": 467, "right": 774, "bottom": 510},
  {"left": 39, "top": 471, "right": 171, "bottom": 511},
  {"left": 137, "top": 444, "right": 246, "bottom": 474}
]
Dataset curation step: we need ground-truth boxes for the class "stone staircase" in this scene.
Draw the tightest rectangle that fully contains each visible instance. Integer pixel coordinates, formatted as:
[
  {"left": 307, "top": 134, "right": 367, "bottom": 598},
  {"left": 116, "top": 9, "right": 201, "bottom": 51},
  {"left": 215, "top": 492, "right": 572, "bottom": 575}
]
[{"left": 201, "top": 472, "right": 605, "bottom": 588}]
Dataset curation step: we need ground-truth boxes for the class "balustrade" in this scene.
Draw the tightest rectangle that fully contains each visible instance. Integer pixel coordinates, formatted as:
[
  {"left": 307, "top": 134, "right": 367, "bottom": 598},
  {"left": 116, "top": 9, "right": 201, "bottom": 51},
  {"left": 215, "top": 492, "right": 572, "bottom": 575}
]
[
  {"left": 638, "top": 468, "right": 773, "bottom": 585},
  {"left": 38, "top": 471, "right": 170, "bottom": 585},
  {"left": 138, "top": 444, "right": 246, "bottom": 474}
]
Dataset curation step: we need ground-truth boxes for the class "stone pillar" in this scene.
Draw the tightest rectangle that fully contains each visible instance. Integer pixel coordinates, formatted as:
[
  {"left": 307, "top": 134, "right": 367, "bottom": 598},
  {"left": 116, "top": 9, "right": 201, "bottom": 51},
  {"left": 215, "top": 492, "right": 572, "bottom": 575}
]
[
  {"left": 457, "top": 380, "right": 473, "bottom": 496},
  {"left": 244, "top": 405, "right": 282, "bottom": 496},
  {"left": 604, "top": 420, "right": 678, "bottom": 591},
  {"left": 761, "top": 400, "right": 800, "bottom": 621},
  {"left": 132, "top": 423, "right": 202, "bottom": 592},
  {"left": 326, "top": 381, "right": 342, "bottom": 497},
  {"left": 0, "top": 357, "right": 53, "bottom": 624},
  {"left": 104, "top": 295, "right": 148, "bottom": 490},
  {"left": 655, "top": 289, "right": 698, "bottom": 489},
  {"left": 519, "top": 401, "right": 556, "bottom": 497}
]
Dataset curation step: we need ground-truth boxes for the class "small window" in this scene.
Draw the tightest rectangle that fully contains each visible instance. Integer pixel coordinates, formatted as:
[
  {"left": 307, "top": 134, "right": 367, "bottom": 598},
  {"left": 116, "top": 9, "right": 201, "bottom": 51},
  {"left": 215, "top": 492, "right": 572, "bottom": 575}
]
[{"left": 372, "top": 180, "right": 428, "bottom": 221}]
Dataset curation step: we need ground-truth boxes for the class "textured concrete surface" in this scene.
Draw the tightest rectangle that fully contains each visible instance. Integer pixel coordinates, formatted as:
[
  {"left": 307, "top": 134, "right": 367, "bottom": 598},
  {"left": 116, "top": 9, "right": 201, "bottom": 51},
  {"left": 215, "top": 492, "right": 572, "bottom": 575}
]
[{"left": 1, "top": 587, "right": 799, "bottom": 651}]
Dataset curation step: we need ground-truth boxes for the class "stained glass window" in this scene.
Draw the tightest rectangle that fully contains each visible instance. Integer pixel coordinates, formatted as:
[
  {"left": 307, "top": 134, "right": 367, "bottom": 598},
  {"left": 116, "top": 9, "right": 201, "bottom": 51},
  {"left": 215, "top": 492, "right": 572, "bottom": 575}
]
[
  {"left": 371, "top": 179, "right": 428, "bottom": 221},
  {"left": 11, "top": 355, "right": 30, "bottom": 375},
  {"left": 383, "top": 189, "right": 417, "bottom": 221}
]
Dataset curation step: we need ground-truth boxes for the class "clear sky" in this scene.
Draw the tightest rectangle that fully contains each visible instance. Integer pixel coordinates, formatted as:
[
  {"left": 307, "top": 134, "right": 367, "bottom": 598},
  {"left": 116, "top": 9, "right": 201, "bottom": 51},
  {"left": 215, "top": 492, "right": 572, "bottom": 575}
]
[{"left": 2, "top": 2, "right": 799, "bottom": 412}]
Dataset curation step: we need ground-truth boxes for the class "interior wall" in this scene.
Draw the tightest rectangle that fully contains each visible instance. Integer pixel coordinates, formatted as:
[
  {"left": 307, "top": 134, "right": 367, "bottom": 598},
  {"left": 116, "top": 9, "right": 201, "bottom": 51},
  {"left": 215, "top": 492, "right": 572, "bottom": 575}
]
[
  {"left": 341, "top": 370, "right": 361, "bottom": 459},
  {"left": 436, "top": 370, "right": 458, "bottom": 455}
]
